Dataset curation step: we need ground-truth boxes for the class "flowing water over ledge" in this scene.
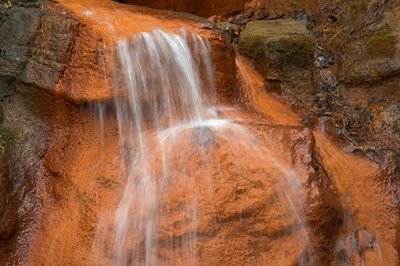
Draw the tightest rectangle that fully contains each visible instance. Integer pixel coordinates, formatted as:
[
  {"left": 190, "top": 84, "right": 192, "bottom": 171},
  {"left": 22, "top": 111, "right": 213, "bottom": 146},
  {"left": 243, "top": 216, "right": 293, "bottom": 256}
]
[
  {"left": 90, "top": 30, "right": 314, "bottom": 265},
  {"left": 2, "top": 1, "right": 397, "bottom": 265}
]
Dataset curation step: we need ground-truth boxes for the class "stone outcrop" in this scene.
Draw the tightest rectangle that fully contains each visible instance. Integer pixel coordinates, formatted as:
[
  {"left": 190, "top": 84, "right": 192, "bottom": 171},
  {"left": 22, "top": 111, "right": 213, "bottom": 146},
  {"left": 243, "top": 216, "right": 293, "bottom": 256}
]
[
  {"left": 238, "top": 19, "right": 315, "bottom": 94},
  {"left": 236, "top": 53, "right": 399, "bottom": 266},
  {"left": 0, "top": 1, "right": 114, "bottom": 103},
  {"left": 0, "top": 1, "right": 344, "bottom": 265},
  {"left": 238, "top": 19, "right": 315, "bottom": 69},
  {"left": 0, "top": 0, "right": 237, "bottom": 103},
  {"left": 0, "top": 2, "right": 112, "bottom": 260}
]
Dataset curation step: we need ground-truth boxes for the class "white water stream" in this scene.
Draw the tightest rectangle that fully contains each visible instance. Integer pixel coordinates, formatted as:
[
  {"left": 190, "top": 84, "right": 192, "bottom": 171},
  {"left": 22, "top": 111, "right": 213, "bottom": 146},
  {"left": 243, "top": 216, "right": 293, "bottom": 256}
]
[{"left": 93, "top": 29, "right": 312, "bottom": 266}]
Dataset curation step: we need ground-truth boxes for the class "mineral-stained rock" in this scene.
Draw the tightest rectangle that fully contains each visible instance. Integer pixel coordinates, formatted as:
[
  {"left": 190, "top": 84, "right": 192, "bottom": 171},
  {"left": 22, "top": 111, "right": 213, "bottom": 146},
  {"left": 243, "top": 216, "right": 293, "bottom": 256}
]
[
  {"left": 29, "top": 112, "right": 342, "bottom": 265},
  {"left": 373, "top": 102, "right": 400, "bottom": 147},
  {"left": 0, "top": 139, "right": 14, "bottom": 243},
  {"left": 7, "top": 0, "right": 400, "bottom": 265},
  {"left": 238, "top": 19, "right": 314, "bottom": 64},
  {"left": 0, "top": 0, "right": 237, "bottom": 264},
  {"left": 20, "top": 12, "right": 79, "bottom": 91},
  {"left": 335, "top": 229, "right": 384, "bottom": 266},
  {"left": 344, "top": 57, "right": 400, "bottom": 84}
]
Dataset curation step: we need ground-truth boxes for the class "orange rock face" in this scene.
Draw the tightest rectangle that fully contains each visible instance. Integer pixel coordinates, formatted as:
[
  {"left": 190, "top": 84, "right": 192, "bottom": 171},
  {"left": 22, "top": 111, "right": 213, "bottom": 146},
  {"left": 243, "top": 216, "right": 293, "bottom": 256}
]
[{"left": 22, "top": 106, "right": 342, "bottom": 265}]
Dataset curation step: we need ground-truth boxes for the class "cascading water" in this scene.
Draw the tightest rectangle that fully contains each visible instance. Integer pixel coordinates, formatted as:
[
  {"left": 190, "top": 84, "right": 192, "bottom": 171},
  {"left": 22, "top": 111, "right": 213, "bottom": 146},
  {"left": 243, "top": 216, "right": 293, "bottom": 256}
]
[
  {"left": 93, "top": 29, "right": 314, "bottom": 265},
  {"left": 112, "top": 29, "right": 218, "bottom": 266}
]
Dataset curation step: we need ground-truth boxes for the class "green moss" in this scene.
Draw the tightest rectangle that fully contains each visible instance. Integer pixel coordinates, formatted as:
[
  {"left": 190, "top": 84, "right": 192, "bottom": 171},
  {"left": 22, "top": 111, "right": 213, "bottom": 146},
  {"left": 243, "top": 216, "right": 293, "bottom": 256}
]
[
  {"left": 238, "top": 19, "right": 315, "bottom": 69},
  {"left": 264, "top": 35, "right": 315, "bottom": 67},
  {"left": 238, "top": 33, "right": 268, "bottom": 59},
  {"left": 366, "top": 25, "right": 397, "bottom": 59}
]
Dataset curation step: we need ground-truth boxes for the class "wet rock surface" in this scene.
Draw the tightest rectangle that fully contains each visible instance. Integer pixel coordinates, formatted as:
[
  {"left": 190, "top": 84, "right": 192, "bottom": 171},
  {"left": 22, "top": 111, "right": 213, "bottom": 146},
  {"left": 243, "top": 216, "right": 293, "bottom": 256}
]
[
  {"left": 238, "top": 19, "right": 314, "bottom": 68},
  {"left": 0, "top": 119, "right": 16, "bottom": 245},
  {"left": 0, "top": 81, "right": 16, "bottom": 260},
  {"left": 29, "top": 111, "right": 343, "bottom": 265},
  {"left": 0, "top": 0, "right": 399, "bottom": 265},
  {"left": 336, "top": 229, "right": 380, "bottom": 266},
  {"left": 0, "top": 79, "right": 59, "bottom": 264},
  {"left": 0, "top": 0, "right": 237, "bottom": 264}
]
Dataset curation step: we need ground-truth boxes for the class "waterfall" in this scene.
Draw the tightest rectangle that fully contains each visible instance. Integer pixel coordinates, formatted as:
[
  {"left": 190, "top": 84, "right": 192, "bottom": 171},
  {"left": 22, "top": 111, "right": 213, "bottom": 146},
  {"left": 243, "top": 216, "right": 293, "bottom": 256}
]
[
  {"left": 112, "top": 29, "right": 218, "bottom": 266},
  {"left": 93, "top": 29, "right": 313, "bottom": 266}
]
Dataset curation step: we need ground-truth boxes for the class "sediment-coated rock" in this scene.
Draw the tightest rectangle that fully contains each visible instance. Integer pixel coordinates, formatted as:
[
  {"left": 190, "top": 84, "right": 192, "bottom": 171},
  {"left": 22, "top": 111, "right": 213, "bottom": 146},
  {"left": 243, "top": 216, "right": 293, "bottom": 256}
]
[
  {"left": 29, "top": 112, "right": 342, "bottom": 265},
  {"left": 0, "top": 0, "right": 237, "bottom": 264}
]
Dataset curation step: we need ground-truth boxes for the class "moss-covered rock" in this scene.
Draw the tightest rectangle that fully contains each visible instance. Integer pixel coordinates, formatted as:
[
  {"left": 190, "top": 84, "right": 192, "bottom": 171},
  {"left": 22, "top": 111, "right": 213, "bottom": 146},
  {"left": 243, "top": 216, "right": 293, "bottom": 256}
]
[{"left": 238, "top": 19, "right": 315, "bottom": 70}]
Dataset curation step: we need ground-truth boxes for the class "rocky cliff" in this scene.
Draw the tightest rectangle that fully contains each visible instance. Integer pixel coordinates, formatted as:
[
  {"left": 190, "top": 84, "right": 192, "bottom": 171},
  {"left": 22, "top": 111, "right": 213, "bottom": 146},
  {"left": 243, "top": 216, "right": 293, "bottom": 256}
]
[{"left": 0, "top": 0, "right": 399, "bottom": 265}]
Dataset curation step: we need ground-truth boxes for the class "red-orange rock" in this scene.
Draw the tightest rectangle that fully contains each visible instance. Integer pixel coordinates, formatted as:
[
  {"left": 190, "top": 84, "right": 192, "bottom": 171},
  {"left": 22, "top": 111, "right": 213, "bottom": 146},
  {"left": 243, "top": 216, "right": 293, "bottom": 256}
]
[{"left": 1, "top": 1, "right": 398, "bottom": 266}]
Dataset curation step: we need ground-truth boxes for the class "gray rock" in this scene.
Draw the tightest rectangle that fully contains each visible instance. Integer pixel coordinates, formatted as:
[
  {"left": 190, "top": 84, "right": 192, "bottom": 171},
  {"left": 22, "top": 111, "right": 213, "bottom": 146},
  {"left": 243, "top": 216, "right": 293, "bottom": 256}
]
[
  {"left": 0, "top": 3, "right": 78, "bottom": 90},
  {"left": 21, "top": 13, "right": 78, "bottom": 90},
  {"left": 0, "top": 9, "right": 40, "bottom": 78}
]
